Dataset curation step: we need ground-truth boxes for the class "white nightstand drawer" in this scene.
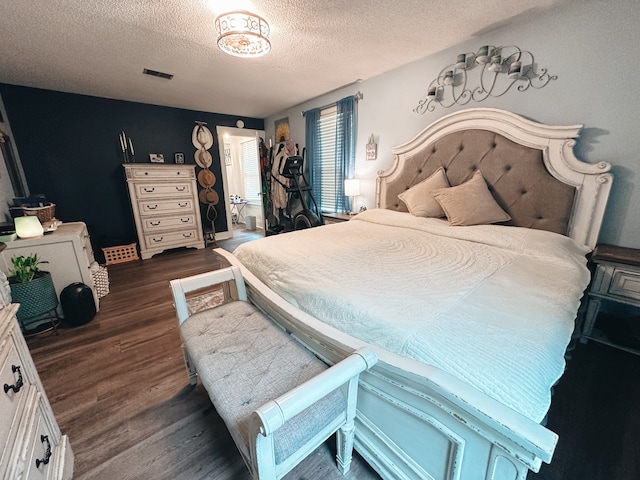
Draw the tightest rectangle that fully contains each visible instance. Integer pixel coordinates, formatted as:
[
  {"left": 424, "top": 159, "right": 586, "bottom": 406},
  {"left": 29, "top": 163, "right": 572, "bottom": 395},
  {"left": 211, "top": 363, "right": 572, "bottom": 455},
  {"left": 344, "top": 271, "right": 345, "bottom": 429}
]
[
  {"left": 0, "top": 343, "right": 34, "bottom": 450},
  {"left": 610, "top": 269, "right": 640, "bottom": 301}
]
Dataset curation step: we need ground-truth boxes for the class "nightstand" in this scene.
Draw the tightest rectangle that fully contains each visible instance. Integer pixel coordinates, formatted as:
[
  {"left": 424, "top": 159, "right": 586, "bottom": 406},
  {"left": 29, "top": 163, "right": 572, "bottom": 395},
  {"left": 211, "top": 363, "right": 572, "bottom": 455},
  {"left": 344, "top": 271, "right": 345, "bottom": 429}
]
[
  {"left": 323, "top": 212, "right": 353, "bottom": 225},
  {"left": 582, "top": 244, "right": 640, "bottom": 353}
]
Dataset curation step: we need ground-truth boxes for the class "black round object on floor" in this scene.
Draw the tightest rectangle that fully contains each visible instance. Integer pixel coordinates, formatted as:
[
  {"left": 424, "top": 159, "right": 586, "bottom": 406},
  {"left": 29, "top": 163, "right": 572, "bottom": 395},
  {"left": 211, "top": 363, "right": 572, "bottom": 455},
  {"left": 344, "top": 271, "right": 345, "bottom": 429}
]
[{"left": 60, "top": 282, "right": 96, "bottom": 327}]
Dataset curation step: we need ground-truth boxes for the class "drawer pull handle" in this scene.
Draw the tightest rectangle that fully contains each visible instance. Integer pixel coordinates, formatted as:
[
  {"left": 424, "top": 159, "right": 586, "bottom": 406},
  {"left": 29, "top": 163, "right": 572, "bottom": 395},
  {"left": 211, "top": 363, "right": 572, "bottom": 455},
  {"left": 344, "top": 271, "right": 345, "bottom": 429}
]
[
  {"left": 180, "top": 218, "right": 190, "bottom": 223},
  {"left": 175, "top": 186, "right": 186, "bottom": 192},
  {"left": 183, "top": 233, "right": 193, "bottom": 238},
  {"left": 178, "top": 202, "right": 188, "bottom": 208},
  {"left": 143, "top": 187, "right": 155, "bottom": 193},
  {"left": 152, "top": 237, "right": 163, "bottom": 243},
  {"left": 150, "top": 221, "right": 161, "bottom": 226},
  {"left": 4, "top": 365, "right": 23, "bottom": 394},
  {"left": 147, "top": 204, "right": 158, "bottom": 210},
  {"left": 35, "top": 435, "right": 52, "bottom": 468}
]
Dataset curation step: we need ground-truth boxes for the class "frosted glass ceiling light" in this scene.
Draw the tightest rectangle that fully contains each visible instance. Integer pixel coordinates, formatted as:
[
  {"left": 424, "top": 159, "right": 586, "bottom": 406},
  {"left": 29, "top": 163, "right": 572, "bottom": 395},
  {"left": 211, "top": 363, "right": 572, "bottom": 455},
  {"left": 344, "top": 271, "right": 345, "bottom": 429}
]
[{"left": 215, "top": 11, "right": 271, "bottom": 58}]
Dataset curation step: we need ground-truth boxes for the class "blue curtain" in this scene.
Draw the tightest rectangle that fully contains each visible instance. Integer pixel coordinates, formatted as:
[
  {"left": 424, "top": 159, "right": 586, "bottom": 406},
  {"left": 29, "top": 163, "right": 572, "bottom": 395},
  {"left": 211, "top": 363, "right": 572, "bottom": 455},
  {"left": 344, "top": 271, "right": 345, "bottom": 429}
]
[
  {"left": 305, "top": 107, "right": 322, "bottom": 211},
  {"left": 335, "top": 95, "right": 357, "bottom": 213},
  {"left": 304, "top": 94, "right": 357, "bottom": 213}
]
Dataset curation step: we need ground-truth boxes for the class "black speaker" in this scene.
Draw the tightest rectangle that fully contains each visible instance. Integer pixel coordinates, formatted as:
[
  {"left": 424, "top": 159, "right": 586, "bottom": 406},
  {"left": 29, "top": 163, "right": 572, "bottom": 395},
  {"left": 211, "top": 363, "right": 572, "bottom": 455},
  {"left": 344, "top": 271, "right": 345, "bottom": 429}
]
[{"left": 60, "top": 283, "right": 96, "bottom": 327}]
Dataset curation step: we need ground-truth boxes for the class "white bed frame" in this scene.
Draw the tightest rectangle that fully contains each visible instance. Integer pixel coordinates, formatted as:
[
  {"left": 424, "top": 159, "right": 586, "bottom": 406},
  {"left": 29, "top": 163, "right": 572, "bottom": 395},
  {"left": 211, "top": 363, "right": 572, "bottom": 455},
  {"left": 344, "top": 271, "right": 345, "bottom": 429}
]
[{"left": 216, "top": 108, "right": 613, "bottom": 479}]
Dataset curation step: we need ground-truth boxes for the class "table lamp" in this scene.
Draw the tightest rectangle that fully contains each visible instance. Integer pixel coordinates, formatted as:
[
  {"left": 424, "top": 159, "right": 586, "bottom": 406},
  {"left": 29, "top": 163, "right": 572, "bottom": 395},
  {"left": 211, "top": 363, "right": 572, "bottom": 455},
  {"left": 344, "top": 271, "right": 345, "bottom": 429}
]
[
  {"left": 344, "top": 178, "right": 361, "bottom": 215},
  {"left": 15, "top": 216, "right": 44, "bottom": 239}
]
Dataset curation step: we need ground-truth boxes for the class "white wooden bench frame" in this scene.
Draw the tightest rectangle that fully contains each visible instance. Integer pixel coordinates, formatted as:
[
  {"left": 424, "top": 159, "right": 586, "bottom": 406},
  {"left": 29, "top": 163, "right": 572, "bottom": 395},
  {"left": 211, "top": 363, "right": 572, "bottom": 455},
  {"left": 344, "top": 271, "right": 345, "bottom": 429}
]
[{"left": 170, "top": 267, "right": 378, "bottom": 480}]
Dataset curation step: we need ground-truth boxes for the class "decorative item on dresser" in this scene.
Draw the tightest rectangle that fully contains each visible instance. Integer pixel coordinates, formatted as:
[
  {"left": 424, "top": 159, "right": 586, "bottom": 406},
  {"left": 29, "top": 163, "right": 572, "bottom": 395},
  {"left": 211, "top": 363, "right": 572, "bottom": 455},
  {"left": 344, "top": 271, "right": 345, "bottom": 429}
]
[
  {"left": 1, "top": 303, "right": 74, "bottom": 479},
  {"left": 582, "top": 244, "right": 640, "bottom": 354},
  {"left": 0, "top": 222, "right": 100, "bottom": 318},
  {"left": 123, "top": 164, "right": 205, "bottom": 260}
]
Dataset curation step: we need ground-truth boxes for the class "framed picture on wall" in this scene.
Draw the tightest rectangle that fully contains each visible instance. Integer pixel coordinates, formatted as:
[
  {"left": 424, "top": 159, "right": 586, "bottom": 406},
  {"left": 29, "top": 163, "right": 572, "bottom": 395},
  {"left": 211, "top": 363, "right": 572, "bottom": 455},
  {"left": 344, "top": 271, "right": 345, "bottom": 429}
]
[
  {"left": 149, "top": 153, "right": 164, "bottom": 163},
  {"left": 274, "top": 117, "right": 290, "bottom": 143},
  {"left": 224, "top": 144, "right": 232, "bottom": 166},
  {"left": 174, "top": 152, "right": 185, "bottom": 164}
]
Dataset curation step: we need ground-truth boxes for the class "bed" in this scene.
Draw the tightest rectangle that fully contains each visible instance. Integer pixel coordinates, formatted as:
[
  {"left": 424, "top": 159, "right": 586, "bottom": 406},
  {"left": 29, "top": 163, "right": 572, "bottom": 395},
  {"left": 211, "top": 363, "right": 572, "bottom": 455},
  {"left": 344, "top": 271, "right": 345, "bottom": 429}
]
[{"left": 215, "top": 108, "right": 613, "bottom": 479}]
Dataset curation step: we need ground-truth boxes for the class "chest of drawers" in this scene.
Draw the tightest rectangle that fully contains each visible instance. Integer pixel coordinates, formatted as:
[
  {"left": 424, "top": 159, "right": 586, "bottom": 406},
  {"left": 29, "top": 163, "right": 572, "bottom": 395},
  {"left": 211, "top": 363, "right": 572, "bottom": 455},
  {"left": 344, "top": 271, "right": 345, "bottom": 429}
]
[
  {"left": 1, "top": 304, "right": 73, "bottom": 479},
  {"left": 124, "top": 164, "right": 205, "bottom": 260}
]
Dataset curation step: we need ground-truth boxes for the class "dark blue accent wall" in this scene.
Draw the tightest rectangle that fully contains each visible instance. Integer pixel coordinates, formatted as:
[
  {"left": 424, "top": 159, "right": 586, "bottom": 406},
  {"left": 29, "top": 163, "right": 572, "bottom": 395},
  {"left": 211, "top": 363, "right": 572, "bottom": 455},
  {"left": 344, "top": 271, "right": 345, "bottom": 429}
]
[{"left": 0, "top": 84, "right": 263, "bottom": 259}]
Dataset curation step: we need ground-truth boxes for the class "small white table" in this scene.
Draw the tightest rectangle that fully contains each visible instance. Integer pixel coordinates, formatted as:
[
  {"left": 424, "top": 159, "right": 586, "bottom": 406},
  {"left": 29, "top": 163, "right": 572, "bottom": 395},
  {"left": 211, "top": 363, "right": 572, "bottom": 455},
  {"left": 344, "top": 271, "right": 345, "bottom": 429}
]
[{"left": 231, "top": 201, "right": 248, "bottom": 225}]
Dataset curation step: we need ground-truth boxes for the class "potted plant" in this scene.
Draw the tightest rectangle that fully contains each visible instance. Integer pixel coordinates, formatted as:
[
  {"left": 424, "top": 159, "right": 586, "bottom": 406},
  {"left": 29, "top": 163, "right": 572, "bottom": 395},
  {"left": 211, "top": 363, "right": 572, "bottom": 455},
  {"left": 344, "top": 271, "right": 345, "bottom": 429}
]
[{"left": 8, "top": 253, "right": 59, "bottom": 329}]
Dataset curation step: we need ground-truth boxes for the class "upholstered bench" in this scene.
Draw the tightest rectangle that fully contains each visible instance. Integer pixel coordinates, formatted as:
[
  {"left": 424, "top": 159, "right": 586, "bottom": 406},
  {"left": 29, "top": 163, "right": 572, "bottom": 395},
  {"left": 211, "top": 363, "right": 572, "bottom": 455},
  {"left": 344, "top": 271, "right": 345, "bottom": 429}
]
[{"left": 170, "top": 267, "right": 377, "bottom": 480}]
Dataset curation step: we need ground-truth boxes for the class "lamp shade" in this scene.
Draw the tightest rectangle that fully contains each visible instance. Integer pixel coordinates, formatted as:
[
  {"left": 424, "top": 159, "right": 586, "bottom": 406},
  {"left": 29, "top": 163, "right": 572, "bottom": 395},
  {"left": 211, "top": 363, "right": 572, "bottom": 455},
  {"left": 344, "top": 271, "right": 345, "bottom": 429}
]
[
  {"left": 15, "top": 216, "right": 44, "bottom": 239},
  {"left": 344, "top": 179, "right": 361, "bottom": 197}
]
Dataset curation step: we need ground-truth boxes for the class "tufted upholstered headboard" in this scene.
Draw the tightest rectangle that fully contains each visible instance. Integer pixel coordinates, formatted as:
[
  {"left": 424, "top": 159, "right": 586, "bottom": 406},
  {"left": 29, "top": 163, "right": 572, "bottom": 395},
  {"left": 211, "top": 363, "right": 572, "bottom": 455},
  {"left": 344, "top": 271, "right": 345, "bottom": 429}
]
[{"left": 376, "top": 108, "right": 613, "bottom": 248}]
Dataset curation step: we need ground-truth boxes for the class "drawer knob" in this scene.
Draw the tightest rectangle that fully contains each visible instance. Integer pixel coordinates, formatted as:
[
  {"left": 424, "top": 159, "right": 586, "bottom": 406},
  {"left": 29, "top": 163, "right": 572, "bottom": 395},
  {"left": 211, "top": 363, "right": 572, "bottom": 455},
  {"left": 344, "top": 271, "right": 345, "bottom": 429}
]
[
  {"left": 178, "top": 202, "right": 188, "bottom": 208},
  {"left": 147, "top": 204, "right": 158, "bottom": 210},
  {"left": 150, "top": 221, "right": 161, "bottom": 226},
  {"left": 180, "top": 218, "right": 190, "bottom": 223},
  {"left": 152, "top": 237, "right": 163, "bottom": 243},
  {"left": 183, "top": 233, "right": 193, "bottom": 238},
  {"left": 143, "top": 187, "right": 155, "bottom": 193},
  {"left": 35, "top": 435, "right": 52, "bottom": 468},
  {"left": 175, "top": 186, "right": 186, "bottom": 192},
  {"left": 3, "top": 365, "right": 23, "bottom": 394}
]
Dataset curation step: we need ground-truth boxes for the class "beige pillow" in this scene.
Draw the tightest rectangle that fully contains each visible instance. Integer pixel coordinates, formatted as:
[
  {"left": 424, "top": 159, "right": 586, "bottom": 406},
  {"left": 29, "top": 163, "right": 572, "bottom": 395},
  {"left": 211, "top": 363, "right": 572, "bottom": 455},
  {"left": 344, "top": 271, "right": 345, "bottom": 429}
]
[
  {"left": 432, "top": 170, "right": 511, "bottom": 226},
  {"left": 398, "top": 167, "right": 450, "bottom": 218}
]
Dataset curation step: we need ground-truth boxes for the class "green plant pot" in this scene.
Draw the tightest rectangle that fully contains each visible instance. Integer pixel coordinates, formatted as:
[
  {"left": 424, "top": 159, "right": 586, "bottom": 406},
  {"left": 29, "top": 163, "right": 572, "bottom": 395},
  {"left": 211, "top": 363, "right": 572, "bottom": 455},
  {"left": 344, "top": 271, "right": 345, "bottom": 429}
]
[{"left": 9, "top": 271, "right": 59, "bottom": 322}]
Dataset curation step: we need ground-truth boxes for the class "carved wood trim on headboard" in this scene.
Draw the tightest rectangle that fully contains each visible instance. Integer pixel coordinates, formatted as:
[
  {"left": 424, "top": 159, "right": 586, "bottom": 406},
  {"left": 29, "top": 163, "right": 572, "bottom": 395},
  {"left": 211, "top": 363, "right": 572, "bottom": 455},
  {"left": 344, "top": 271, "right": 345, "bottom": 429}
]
[{"left": 376, "top": 108, "right": 612, "bottom": 248}]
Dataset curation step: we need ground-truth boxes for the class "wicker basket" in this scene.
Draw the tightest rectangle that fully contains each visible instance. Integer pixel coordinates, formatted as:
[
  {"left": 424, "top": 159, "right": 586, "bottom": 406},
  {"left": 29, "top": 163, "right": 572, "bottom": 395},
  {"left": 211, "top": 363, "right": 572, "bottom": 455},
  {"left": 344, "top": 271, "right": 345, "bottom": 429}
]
[
  {"left": 102, "top": 243, "right": 140, "bottom": 265},
  {"left": 22, "top": 203, "right": 56, "bottom": 223},
  {"left": 91, "top": 265, "right": 110, "bottom": 298}
]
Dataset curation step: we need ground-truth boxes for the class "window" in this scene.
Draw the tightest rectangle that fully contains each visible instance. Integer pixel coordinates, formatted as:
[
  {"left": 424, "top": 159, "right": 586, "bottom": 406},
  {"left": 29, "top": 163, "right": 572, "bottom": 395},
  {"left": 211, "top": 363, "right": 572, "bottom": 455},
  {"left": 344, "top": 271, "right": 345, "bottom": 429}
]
[
  {"left": 317, "top": 106, "right": 339, "bottom": 212},
  {"left": 240, "top": 139, "right": 260, "bottom": 204},
  {"left": 306, "top": 95, "right": 357, "bottom": 214}
]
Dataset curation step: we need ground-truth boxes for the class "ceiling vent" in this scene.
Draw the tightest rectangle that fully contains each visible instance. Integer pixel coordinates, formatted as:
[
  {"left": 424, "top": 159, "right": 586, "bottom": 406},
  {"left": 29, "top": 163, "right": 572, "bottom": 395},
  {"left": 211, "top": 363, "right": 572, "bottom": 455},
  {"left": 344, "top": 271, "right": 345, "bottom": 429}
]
[{"left": 143, "top": 68, "right": 174, "bottom": 80}]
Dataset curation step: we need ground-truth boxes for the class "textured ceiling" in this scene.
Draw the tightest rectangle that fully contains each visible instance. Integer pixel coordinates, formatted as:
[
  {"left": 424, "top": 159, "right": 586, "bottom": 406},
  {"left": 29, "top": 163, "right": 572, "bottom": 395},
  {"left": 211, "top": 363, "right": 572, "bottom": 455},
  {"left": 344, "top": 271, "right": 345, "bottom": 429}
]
[{"left": 0, "top": 0, "right": 564, "bottom": 118}]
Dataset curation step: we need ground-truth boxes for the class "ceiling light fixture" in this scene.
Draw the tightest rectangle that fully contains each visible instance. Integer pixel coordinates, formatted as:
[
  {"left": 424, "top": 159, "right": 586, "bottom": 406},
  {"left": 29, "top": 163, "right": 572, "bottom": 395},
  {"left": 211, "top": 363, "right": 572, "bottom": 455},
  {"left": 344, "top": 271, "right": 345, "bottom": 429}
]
[{"left": 215, "top": 10, "right": 271, "bottom": 58}]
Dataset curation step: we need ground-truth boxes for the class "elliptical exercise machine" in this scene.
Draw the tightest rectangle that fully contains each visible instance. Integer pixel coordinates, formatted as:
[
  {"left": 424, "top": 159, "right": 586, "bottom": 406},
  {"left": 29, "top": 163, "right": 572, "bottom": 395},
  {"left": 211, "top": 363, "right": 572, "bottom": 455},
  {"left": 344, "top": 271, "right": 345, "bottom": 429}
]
[{"left": 280, "top": 154, "right": 323, "bottom": 230}]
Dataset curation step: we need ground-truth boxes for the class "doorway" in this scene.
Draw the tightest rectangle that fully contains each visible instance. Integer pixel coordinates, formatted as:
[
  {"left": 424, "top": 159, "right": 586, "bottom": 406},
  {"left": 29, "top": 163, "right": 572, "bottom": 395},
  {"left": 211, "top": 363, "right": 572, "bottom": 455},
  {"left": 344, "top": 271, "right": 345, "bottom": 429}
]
[{"left": 216, "top": 126, "right": 266, "bottom": 239}]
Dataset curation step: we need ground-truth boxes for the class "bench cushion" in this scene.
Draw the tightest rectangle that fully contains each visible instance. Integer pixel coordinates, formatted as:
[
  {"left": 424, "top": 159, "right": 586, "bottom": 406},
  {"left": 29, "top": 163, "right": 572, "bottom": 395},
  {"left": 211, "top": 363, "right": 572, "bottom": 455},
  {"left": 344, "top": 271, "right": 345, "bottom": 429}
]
[{"left": 181, "top": 301, "right": 346, "bottom": 464}]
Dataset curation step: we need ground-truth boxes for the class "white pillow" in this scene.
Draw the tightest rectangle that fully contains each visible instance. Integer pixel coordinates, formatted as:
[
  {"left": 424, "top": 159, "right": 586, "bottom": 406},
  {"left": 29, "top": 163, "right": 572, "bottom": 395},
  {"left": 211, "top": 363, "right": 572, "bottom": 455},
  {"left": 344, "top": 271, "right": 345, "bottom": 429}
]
[
  {"left": 398, "top": 167, "right": 450, "bottom": 218},
  {"left": 432, "top": 170, "right": 511, "bottom": 226}
]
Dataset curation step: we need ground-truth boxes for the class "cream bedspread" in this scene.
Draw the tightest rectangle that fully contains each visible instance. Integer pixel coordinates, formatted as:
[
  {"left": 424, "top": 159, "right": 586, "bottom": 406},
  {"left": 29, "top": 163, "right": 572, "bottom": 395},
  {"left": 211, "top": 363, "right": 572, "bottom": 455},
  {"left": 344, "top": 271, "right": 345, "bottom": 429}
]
[{"left": 233, "top": 209, "right": 591, "bottom": 422}]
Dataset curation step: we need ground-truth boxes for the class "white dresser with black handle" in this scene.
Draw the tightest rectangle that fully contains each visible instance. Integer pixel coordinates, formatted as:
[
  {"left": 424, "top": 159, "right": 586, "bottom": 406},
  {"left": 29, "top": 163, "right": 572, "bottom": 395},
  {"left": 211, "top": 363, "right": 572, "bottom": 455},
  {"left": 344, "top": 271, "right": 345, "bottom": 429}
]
[
  {"left": 1, "top": 303, "right": 73, "bottom": 479},
  {"left": 124, "top": 164, "right": 205, "bottom": 260}
]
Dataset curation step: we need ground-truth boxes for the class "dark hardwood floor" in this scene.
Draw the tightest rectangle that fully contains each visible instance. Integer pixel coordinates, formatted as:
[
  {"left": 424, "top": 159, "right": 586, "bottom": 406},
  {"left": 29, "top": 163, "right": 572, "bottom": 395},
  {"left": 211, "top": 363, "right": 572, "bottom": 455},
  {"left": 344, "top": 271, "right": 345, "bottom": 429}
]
[
  {"left": 25, "top": 229, "right": 380, "bottom": 480},
  {"left": 24, "top": 226, "right": 640, "bottom": 479}
]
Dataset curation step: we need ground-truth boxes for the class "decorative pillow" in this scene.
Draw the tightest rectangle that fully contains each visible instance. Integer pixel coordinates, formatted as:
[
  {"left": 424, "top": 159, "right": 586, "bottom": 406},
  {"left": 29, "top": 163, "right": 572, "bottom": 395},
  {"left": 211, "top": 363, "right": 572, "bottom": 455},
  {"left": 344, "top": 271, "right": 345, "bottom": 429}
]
[
  {"left": 432, "top": 170, "right": 511, "bottom": 226},
  {"left": 398, "top": 167, "right": 450, "bottom": 218}
]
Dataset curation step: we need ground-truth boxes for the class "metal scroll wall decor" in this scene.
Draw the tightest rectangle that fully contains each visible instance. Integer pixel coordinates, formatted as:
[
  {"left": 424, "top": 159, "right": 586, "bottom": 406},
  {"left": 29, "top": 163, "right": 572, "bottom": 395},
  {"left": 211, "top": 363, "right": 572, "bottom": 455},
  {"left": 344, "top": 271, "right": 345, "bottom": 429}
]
[
  {"left": 414, "top": 45, "right": 557, "bottom": 114},
  {"left": 192, "top": 121, "right": 218, "bottom": 241}
]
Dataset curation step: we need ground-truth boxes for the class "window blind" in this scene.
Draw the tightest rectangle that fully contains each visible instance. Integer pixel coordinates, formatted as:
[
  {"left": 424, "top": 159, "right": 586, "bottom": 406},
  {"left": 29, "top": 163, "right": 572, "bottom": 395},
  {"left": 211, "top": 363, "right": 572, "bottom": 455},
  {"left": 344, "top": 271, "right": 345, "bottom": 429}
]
[
  {"left": 241, "top": 139, "right": 261, "bottom": 204},
  {"left": 318, "top": 106, "right": 338, "bottom": 212}
]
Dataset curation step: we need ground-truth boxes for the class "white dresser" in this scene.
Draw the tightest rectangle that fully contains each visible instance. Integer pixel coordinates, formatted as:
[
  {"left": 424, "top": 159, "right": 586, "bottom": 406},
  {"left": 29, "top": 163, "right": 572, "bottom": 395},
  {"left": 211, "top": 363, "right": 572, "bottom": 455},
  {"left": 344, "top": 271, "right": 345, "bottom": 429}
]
[
  {"left": 1, "top": 303, "right": 74, "bottom": 479},
  {"left": 0, "top": 222, "right": 99, "bottom": 315},
  {"left": 123, "top": 164, "right": 205, "bottom": 260}
]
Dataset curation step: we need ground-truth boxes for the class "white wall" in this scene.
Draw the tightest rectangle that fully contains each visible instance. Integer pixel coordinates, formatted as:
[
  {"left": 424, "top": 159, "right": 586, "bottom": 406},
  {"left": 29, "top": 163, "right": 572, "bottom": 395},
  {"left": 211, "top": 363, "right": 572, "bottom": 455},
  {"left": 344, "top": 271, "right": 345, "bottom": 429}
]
[{"left": 265, "top": 0, "right": 640, "bottom": 248}]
